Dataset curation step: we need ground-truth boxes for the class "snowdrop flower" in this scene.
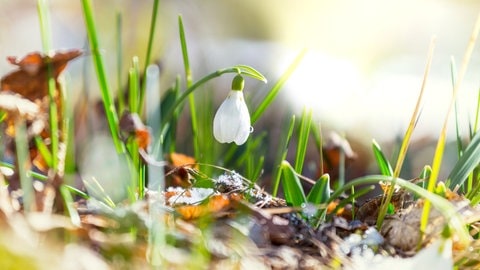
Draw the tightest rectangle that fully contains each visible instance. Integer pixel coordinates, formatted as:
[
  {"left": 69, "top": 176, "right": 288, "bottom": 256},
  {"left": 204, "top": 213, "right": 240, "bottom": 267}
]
[{"left": 213, "top": 75, "right": 251, "bottom": 145}]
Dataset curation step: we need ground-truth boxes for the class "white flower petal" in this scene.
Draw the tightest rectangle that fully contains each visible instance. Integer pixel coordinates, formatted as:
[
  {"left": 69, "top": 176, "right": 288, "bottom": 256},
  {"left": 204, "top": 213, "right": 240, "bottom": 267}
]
[{"left": 213, "top": 90, "right": 251, "bottom": 145}]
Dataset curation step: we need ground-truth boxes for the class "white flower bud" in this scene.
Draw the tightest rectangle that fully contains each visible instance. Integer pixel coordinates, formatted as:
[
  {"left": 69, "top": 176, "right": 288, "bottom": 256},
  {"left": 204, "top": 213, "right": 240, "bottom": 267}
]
[{"left": 213, "top": 90, "right": 251, "bottom": 145}]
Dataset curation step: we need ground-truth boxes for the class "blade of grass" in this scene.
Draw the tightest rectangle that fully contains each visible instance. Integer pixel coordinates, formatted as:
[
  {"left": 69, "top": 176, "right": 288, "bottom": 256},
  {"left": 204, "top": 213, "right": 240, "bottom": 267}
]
[
  {"left": 251, "top": 49, "right": 306, "bottom": 124},
  {"left": 372, "top": 139, "right": 393, "bottom": 176},
  {"left": 377, "top": 36, "right": 436, "bottom": 230},
  {"left": 81, "top": 0, "right": 124, "bottom": 153},
  {"left": 450, "top": 57, "right": 464, "bottom": 158},
  {"left": 60, "top": 185, "right": 81, "bottom": 227},
  {"left": 15, "top": 121, "right": 35, "bottom": 212},
  {"left": 422, "top": 13, "right": 480, "bottom": 234},
  {"left": 236, "top": 133, "right": 266, "bottom": 179},
  {"left": 311, "top": 123, "right": 323, "bottom": 176},
  {"left": 116, "top": 11, "right": 125, "bottom": 115},
  {"left": 329, "top": 185, "right": 375, "bottom": 216},
  {"left": 448, "top": 131, "right": 480, "bottom": 189},
  {"left": 294, "top": 107, "right": 312, "bottom": 174},
  {"left": 251, "top": 155, "right": 265, "bottom": 182},
  {"left": 307, "top": 174, "right": 330, "bottom": 204},
  {"left": 196, "top": 87, "right": 215, "bottom": 176},
  {"left": 34, "top": 136, "right": 53, "bottom": 168},
  {"left": 178, "top": 15, "right": 200, "bottom": 159},
  {"left": 63, "top": 76, "right": 76, "bottom": 183},
  {"left": 139, "top": 0, "right": 160, "bottom": 113},
  {"left": 280, "top": 160, "right": 307, "bottom": 206},
  {"left": 37, "top": 0, "right": 59, "bottom": 170},
  {"left": 129, "top": 57, "right": 140, "bottom": 113},
  {"left": 272, "top": 115, "right": 296, "bottom": 196},
  {"left": 0, "top": 161, "right": 48, "bottom": 181},
  {"left": 63, "top": 184, "right": 89, "bottom": 200},
  {"left": 157, "top": 77, "right": 181, "bottom": 156},
  {"left": 474, "top": 89, "right": 480, "bottom": 133}
]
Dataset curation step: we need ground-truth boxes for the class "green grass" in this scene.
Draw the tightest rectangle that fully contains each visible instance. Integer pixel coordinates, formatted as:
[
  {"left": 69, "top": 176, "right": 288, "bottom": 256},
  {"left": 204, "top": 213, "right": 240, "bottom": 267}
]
[{"left": 81, "top": 0, "right": 124, "bottom": 153}]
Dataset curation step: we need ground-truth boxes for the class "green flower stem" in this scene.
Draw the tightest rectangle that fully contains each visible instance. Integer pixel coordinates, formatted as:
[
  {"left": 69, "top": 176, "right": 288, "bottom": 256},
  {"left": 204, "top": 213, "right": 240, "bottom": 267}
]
[
  {"left": 81, "top": 0, "right": 124, "bottom": 153},
  {"left": 163, "top": 68, "right": 245, "bottom": 125}
]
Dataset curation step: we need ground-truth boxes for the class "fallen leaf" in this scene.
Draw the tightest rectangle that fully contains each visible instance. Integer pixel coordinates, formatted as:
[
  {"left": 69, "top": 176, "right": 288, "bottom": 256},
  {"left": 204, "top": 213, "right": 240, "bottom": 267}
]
[{"left": 1, "top": 50, "right": 82, "bottom": 102}]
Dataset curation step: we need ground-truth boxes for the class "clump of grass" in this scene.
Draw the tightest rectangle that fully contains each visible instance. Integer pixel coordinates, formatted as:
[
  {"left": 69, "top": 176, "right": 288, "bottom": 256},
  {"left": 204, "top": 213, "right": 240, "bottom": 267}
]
[{"left": 2, "top": 0, "right": 480, "bottom": 268}]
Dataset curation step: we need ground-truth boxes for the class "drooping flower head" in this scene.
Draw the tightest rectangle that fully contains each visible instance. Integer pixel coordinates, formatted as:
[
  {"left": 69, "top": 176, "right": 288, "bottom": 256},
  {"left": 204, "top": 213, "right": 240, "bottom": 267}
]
[{"left": 213, "top": 75, "right": 251, "bottom": 145}]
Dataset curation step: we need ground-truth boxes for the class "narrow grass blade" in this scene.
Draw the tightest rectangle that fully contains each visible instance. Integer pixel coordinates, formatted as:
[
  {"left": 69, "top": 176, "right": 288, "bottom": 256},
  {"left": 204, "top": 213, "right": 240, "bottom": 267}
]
[
  {"left": 469, "top": 182, "right": 480, "bottom": 205},
  {"left": 422, "top": 13, "right": 480, "bottom": 233},
  {"left": 34, "top": 135, "right": 53, "bottom": 168},
  {"left": 179, "top": 15, "right": 192, "bottom": 86},
  {"left": 448, "top": 131, "right": 480, "bottom": 188},
  {"left": 418, "top": 165, "right": 431, "bottom": 190},
  {"left": 63, "top": 185, "right": 89, "bottom": 200},
  {"left": 280, "top": 160, "right": 307, "bottom": 206},
  {"left": 311, "top": 123, "right": 323, "bottom": 175},
  {"left": 129, "top": 57, "right": 140, "bottom": 113},
  {"left": 372, "top": 139, "right": 393, "bottom": 176},
  {"left": 238, "top": 133, "right": 266, "bottom": 179},
  {"left": 272, "top": 115, "right": 295, "bottom": 196},
  {"left": 0, "top": 161, "right": 48, "bottom": 181},
  {"left": 81, "top": 0, "right": 124, "bottom": 153},
  {"left": 329, "top": 185, "right": 374, "bottom": 216},
  {"left": 63, "top": 77, "right": 76, "bottom": 182},
  {"left": 307, "top": 174, "right": 330, "bottom": 204},
  {"left": 196, "top": 89, "right": 215, "bottom": 176},
  {"left": 139, "top": 0, "right": 160, "bottom": 112},
  {"left": 294, "top": 107, "right": 312, "bottom": 174},
  {"left": 251, "top": 155, "right": 265, "bottom": 182},
  {"left": 158, "top": 78, "right": 181, "bottom": 155},
  {"left": 251, "top": 49, "right": 306, "bottom": 124},
  {"left": 37, "top": 0, "right": 59, "bottom": 170},
  {"left": 116, "top": 11, "right": 125, "bottom": 115},
  {"left": 475, "top": 89, "right": 480, "bottom": 133},
  {"left": 15, "top": 121, "right": 35, "bottom": 212},
  {"left": 377, "top": 36, "right": 436, "bottom": 229},
  {"left": 178, "top": 15, "right": 199, "bottom": 159},
  {"left": 60, "top": 185, "right": 81, "bottom": 227},
  {"left": 450, "top": 57, "right": 464, "bottom": 158}
]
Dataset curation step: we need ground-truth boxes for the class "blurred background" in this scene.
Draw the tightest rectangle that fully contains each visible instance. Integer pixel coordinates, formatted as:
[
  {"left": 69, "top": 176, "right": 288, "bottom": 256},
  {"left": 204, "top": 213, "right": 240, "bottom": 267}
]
[{"left": 1, "top": 0, "right": 480, "bottom": 183}]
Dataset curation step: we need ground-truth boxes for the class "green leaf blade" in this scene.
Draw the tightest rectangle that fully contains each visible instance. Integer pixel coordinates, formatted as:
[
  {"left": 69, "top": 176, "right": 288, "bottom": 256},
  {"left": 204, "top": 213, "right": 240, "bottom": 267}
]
[
  {"left": 307, "top": 174, "right": 330, "bottom": 204},
  {"left": 372, "top": 139, "right": 394, "bottom": 176},
  {"left": 280, "top": 161, "right": 307, "bottom": 207}
]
